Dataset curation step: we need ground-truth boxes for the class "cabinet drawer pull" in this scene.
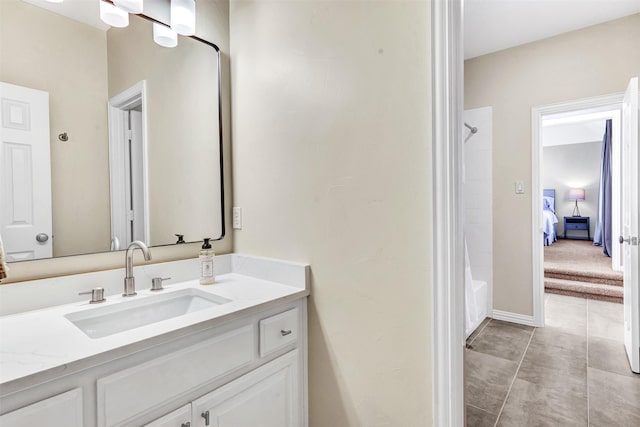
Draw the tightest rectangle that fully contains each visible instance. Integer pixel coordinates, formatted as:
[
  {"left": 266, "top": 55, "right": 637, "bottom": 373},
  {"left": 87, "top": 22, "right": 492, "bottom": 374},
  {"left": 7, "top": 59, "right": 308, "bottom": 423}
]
[
  {"left": 181, "top": 423, "right": 191, "bottom": 427},
  {"left": 280, "top": 329, "right": 292, "bottom": 336},
  {"left": 202, "top": 410, "right": 210, "bottom": 426}
]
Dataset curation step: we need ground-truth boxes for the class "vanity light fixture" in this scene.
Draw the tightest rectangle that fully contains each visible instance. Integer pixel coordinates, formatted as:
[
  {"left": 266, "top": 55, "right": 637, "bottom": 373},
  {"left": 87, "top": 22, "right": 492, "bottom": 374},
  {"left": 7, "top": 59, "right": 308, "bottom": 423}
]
[
  {"left": 113, "top": 0, "right": 143, "bottom": 14},
  {"left": 153, "top": 23, "right": 178, "bottom": 48},
  {"left": 171, "top": 0, "right": 196, "bottom": 36},
  {"left": 99, "top": 0, "right": 129, "bottom": 28}
]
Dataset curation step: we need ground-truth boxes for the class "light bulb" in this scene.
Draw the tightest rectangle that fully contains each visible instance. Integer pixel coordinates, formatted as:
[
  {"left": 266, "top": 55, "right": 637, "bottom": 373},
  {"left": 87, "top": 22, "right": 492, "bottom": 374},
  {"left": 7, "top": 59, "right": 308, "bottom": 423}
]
[
  {"left": 99, "top": 1, "right": 129, "bottom": 28},
  {"left": 113, "top": 0, "right": 143, "bottom": 14},
  {"left": 171, "top": 0, "right": 196, "bottom": 36},
  {"left": 153, "top": 23, "right": 178, "bottom": 48}
]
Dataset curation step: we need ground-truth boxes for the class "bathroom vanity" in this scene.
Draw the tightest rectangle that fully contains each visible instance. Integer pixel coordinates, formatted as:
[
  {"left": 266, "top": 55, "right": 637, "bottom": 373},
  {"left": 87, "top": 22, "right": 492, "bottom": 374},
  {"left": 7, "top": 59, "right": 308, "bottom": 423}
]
[{"left": 0, "top": 255, "right": 309, "bottom": 427}]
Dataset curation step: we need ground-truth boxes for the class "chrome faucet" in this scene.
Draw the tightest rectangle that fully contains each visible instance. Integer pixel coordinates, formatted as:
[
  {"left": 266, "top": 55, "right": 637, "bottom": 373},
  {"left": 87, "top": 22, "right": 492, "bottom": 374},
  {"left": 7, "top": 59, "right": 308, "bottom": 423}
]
[{"left": 123, "top": 240, "right": 152, "bottom": 297}]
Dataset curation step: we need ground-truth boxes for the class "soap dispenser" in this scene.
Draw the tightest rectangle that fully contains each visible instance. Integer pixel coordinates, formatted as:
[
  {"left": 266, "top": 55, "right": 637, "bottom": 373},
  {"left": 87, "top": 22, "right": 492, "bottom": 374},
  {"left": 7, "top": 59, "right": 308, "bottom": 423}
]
[{"left": 199, "top": 238, "right": 215, "bottom": 285}]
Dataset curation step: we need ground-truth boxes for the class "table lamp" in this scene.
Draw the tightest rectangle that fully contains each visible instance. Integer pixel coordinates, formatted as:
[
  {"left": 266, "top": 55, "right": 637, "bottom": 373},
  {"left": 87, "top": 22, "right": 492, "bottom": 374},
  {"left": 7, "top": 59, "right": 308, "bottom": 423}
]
[{"left": 568, "top": 188, "right": 585, "bottom": 217}]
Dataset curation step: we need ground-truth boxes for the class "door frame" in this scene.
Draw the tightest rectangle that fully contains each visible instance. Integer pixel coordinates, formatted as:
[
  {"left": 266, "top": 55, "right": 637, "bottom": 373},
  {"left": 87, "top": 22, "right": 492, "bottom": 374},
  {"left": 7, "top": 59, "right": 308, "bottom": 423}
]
[
  {"left": 431, "top": 0, "right": 465, "bottom": 425},
  {"left": 531, "top": 93, "right": 623, "bottom": 327},
  {"left": 108, "top": 81, "right": 150, "bottom": 249}
]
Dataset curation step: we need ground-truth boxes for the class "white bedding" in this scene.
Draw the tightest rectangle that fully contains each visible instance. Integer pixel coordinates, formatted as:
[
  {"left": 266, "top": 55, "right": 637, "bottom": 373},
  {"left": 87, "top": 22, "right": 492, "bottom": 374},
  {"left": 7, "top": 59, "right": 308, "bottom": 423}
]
[{"left": 543, "top": 209, "right": 558, "bottom": 246}]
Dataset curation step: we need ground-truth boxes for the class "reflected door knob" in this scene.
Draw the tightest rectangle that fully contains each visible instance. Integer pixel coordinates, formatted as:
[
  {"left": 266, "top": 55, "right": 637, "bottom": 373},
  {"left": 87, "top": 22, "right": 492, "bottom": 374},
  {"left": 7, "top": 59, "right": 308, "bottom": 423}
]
[{"left": 36, "top": 233, "right": 49, "bottom": 243}]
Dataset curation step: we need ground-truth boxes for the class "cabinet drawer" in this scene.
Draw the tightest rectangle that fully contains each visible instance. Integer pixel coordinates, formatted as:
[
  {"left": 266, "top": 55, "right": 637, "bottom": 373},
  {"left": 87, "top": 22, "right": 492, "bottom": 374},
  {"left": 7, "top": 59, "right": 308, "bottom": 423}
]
[
  {"left": 97, "top": 325, "right": 254, "bottom": 427},
  {"left": 565, "top": 223, "right": 587, "bottom": 230},
  {"left": 259, "top": 308, "right": 298, "bottom": 357},
  {"left": 0, "top": 388, "right": 83, "bottom": 427}
]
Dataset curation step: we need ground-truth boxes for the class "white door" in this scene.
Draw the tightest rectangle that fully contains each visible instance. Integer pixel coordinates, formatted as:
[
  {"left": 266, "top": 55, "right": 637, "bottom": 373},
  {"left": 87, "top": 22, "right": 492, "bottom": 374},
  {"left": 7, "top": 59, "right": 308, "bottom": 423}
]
[
  {"left": 108, "top": 82, "right": 148, "bottom": 250},
  {"left": 0, "top": 82, "right": 52, "bottom": 261},
  {"left": 622, "top": 76, "right": 639, "bottom": 373},
  {"left": 192, "top": 350, "right": 300, "bottom": 427}
]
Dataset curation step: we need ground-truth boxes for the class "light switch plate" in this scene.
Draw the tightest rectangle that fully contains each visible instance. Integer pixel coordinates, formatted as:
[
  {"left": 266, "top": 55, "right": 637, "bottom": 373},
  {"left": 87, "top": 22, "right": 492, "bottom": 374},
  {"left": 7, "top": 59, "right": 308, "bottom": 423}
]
[
  {"left": 515, "top": 181, "right": 525, "bottom": 194},
  {"left": 232, "top": 207, "right": 242, "bottom": 229}
]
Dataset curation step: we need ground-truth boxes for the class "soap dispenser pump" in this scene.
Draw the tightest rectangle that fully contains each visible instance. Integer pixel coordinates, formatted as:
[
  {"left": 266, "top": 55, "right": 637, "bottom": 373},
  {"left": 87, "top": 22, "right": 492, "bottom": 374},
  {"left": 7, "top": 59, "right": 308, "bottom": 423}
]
[{"left": 199, "top": 238, "right": 215, "bottom": 285}]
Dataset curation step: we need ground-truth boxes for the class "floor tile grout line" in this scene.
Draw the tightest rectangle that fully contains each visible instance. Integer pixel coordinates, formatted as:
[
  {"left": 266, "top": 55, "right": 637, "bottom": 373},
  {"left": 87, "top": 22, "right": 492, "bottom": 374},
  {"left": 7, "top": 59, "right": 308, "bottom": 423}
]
[
  {"left": 466, "top": 403, "right": 498, "bottom": 417},
  {"left": 468, "top": 318, "right": 492, "bottom": 347},
  {"left": 493, "top": 325, "right": 537, "bottom": 427}
]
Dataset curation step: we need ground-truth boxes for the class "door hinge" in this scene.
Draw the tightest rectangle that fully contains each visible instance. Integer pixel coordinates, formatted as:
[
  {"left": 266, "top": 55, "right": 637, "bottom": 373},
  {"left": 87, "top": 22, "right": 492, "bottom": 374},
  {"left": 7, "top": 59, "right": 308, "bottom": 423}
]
[
  {"left": 127, "top": 210, "right": 134, "bottom": 221},
  {"left": 126, "top": 129, "right": 133, "bottom": 141}
]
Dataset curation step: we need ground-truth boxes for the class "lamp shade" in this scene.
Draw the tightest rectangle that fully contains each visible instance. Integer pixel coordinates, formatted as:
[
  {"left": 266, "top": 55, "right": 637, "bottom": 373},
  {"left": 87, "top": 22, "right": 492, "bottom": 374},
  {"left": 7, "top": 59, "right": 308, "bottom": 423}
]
[
  {"left": 113, "top": 0, "right": 143, "bottom": 14},
  {"left": 99, "top": 1, "right": 129, "bottom": 28},
  {"left": 153, "top": 23, "right": 178, "bottom": 48},
  {"left": 568, "top": 188, "right": 585, "bottom": 201},
  {"left": 171, "top": 0, "right": 196, "bottom": 36}
]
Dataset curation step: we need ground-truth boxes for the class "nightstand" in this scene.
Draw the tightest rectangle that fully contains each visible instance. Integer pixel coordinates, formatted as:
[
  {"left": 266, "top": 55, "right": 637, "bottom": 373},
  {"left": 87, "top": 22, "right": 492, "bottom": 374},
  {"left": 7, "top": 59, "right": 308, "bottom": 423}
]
[{"left": 564, "top": 216, "right": 590, "bottom": 240}]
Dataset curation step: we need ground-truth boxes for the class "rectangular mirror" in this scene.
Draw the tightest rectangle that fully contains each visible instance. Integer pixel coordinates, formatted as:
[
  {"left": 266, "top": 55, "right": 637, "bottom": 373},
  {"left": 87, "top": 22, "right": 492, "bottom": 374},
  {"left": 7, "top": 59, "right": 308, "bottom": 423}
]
[{"left": 0, "top": 0, "right": 224, "bottom": 262}]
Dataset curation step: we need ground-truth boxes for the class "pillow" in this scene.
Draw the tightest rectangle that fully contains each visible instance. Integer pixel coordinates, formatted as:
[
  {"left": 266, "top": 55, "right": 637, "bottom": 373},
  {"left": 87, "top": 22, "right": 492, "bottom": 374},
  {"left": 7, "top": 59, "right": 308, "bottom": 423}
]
[{"left": 543, "top": 196, "right": 555, "bottom": 212}]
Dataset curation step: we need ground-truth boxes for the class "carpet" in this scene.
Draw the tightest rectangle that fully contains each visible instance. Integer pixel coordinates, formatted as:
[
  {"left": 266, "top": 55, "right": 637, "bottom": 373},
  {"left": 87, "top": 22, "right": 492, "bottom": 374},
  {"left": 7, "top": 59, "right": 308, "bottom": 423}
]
[{"left": 544, "top": 239, "right": 623, "bottom": 303}]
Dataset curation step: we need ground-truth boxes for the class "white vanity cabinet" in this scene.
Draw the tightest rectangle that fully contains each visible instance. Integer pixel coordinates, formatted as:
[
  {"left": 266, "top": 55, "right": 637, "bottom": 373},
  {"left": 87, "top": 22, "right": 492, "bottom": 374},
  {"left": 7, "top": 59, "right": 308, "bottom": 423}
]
[
  {"left": 0, "top": 298, "right": 307, "bottom": 427},
  {"left": 0, "top": 255, "right": 309, "bottom": 427},
  {"left": 97, "top": 301, "right": 306, "bottom": 427}
]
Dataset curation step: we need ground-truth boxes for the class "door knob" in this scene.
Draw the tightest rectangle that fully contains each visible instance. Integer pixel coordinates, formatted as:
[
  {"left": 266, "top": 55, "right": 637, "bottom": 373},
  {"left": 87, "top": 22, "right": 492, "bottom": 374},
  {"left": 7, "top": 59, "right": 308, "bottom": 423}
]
[
  {"left": 619, "top": 236, "right": 639, "bottom": 245},
  {"left": 36, "top": 233, "right": 49, "bottom": 243}
]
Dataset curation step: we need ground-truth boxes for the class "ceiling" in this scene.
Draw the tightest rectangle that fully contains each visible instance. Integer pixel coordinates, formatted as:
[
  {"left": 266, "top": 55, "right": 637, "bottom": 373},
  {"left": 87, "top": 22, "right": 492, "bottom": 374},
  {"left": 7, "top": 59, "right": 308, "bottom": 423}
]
[{"left": 464, "top": 0, "right": 640, "bottom": 59}]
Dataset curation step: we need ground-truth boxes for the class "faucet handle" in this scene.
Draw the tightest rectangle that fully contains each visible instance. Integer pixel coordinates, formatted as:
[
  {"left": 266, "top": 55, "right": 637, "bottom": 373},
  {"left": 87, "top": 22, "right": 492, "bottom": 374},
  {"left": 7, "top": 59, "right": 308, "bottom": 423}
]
[
  {"left": 79, "top": 287, "right": 106, "bottom": 304},
  {"left": 151, "top": 277, "right": 171, "bottom": 291}
]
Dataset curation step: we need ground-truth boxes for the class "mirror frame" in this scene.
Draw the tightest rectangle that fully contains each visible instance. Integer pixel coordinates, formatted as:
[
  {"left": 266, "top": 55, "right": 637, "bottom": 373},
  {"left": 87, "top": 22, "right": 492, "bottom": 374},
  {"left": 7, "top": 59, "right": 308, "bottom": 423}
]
[{"left": 7, "top": 11, "right": 226, "bottom": 263}]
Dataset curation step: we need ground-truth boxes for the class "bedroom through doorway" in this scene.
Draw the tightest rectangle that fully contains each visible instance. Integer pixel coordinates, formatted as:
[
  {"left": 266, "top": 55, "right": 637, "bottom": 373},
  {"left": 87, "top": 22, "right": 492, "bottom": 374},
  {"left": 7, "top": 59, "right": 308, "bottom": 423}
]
[{"left": 541, "top": 103, "right": 624, "bottom": 303}]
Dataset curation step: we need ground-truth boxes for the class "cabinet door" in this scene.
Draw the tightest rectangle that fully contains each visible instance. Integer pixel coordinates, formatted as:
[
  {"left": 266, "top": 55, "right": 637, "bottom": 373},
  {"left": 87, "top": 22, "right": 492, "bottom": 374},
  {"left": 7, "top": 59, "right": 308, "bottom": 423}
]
[
  {"left": 0, "top": 388, "right": 83, "bottom": 427},
  {"left": 193, "top": 350, "right": 300, "bottom": 427},
  {"left": 144, "top": 404, "right": 191, "bottom": 427}
]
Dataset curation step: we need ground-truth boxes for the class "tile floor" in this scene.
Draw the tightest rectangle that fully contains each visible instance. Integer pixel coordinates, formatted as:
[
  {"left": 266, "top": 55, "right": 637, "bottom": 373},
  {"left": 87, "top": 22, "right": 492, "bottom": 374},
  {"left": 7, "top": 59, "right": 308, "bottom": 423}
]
[{"left": 465, "top": 293, "right": 640, "bottom": 426}]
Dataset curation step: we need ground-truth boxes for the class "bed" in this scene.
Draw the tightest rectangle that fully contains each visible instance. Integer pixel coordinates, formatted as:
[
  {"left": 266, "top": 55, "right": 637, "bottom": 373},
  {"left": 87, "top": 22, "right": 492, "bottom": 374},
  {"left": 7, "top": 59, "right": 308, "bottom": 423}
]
[{"left": 543, "top": 189, "right": 558, "bottom": 246}]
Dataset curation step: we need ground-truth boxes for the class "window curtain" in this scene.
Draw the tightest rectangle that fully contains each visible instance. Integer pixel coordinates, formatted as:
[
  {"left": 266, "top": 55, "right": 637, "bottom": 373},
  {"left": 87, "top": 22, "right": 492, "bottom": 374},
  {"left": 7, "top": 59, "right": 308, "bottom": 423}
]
[{"left": 593, "top": 119, "right": 613, "bottom": 256}]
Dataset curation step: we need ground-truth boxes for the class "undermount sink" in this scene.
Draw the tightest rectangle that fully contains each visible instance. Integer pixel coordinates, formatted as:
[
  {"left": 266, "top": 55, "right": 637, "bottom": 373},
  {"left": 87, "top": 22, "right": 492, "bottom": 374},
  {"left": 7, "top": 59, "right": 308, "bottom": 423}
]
[{"left": 65, "top": 288, "right": 231, "bottom": 339}]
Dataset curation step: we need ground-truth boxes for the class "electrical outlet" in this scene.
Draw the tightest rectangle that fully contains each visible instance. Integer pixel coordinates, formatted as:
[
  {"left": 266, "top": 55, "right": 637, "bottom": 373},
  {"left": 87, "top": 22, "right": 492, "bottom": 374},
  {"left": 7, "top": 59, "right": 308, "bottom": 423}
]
[
  {"left": 515, "top": 181, "right": 525, "bottom": 194},
  {"left": 232, "top": 207, "right": 242, "bottom": 229}
]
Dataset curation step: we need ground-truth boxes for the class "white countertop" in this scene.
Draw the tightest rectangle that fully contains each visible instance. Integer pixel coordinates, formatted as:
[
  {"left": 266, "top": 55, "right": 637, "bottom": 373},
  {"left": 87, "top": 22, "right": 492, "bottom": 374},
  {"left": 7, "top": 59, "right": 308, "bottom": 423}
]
[{"left": 0, "top": 254, "right": 309, "bottom": 394}]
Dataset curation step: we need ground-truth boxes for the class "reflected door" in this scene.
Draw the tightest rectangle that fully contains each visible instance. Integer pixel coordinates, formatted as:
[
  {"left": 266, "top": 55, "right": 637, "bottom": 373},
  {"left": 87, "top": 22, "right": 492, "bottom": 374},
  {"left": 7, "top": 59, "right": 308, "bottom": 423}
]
[
  {"left": 0, "top": 82, "right": 52, "bottom": 261},
  {"left": 622, "top": 76, "right": 639, "bottom": 373}
]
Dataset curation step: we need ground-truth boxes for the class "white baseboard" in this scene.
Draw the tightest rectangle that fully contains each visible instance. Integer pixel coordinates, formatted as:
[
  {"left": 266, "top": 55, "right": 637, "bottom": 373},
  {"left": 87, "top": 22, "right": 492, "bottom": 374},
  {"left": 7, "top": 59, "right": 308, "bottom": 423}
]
[{"left": 492, "top": 310, "right": 537, "bottom": 327}]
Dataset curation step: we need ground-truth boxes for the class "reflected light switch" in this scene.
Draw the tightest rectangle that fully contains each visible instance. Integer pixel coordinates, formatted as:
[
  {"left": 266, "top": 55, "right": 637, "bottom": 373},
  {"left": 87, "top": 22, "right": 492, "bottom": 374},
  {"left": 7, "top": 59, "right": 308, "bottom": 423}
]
[{"left": 515, "top": 181, "right": 525, "bottom": 194}]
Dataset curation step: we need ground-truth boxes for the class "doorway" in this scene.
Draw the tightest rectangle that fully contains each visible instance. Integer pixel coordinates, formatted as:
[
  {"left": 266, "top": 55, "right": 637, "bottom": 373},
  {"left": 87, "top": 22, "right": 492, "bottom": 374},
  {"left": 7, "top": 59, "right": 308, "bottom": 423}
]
[
  {"left": 532, "top": 95, "right": 625, "bottom": 320},
  {"left": 108, "top": 81, "right": 149, "bottom": 250}
]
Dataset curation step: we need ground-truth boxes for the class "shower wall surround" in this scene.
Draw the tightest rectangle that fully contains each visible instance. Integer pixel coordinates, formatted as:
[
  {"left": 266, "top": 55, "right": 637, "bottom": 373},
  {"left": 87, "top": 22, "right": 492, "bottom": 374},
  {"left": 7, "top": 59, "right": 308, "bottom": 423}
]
[{"left": 464, "top": 106, "right": 494, "bottom": 318}]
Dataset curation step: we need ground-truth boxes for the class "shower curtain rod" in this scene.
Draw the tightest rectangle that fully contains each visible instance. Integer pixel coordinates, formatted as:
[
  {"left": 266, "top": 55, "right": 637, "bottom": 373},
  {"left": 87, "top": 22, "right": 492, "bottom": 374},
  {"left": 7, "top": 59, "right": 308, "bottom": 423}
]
[{"left": 464, "top": 122, "right": 478, "bottom": 134}]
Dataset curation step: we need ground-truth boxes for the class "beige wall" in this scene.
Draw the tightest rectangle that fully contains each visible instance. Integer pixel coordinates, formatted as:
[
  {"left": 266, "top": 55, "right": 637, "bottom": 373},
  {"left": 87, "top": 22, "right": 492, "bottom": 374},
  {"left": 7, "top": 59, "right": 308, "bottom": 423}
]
[
  {"left": 230, "top": 1, "right": 431, "bottom": 425},
  {"left": 543, "top": 141, "right": 602, "bottom": 237},
  {"left": 0, "top": 0, "right": 111, "bottom": 257},
  {"left": 465, "top": 14, "right": 640, "bottom": 315},
  {"left": 2, "top": 0, "right": 232, "bottom": 283}
]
